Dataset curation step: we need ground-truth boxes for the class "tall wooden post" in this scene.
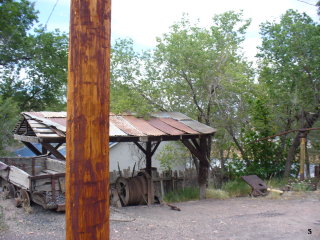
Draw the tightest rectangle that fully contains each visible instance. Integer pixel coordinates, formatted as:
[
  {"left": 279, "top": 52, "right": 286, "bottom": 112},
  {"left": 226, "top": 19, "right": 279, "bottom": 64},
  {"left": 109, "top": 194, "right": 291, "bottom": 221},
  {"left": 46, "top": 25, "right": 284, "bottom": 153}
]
[
  {"left": 66, "top": 0, "right": 111, "bottom": 239},
  {"left": 299, "top": 131, "right": 306, "bottom": 181},
  {"left": 146, "top": 141, "right": 152, "bottom": 175}
]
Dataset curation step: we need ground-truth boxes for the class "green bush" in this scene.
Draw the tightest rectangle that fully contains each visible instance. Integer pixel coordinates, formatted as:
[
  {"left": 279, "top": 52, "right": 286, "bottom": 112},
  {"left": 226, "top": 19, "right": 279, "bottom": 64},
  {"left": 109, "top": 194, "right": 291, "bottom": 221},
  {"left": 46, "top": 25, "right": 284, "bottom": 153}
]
[
  {"left": 222, "top": 179, "right": 251, "bottom": 197},
  {"left": 288, "top": 179, "right": 314, "bottom": 191},
  {"left": 267, "top": 177, "right": 288, "bottom": 189}
]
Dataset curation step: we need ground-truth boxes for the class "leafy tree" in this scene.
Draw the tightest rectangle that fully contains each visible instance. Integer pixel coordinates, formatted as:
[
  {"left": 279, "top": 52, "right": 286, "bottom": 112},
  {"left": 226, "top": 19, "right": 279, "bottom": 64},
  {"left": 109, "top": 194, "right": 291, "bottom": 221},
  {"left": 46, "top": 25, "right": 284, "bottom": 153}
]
[
  {"left": 110, "top": 38, "right": 160, "bottom": 116},
  {"left": 241, "top": 98, "right": 286, "bottom": 178},
  {"left": 156, "top": 142, "right": 192, "bottom": 171},
  {"left": 150, "top": 12, "right": 255, "bottom": 177},
  {"left": 258, "top": 10, "right": 320, "bottom": 177},
  {"left": 111, "top": 12, "right": 254, "bottom": 198},
  {"left": 0, "top": 1, "right": 68, "bottom": 111},
  {"left": 0, "top": 0, "right": 38, "bottom": 66},
  {"left": 0, "top": 28, "right": 68, "bottom": 111}
]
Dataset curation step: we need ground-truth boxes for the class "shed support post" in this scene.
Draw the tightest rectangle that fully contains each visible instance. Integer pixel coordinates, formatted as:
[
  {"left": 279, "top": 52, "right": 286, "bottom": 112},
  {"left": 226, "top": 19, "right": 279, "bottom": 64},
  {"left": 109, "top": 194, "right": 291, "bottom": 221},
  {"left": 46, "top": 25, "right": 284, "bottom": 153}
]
[
  {"left": 181, "top": 135, "right": 211, "bottom": 200},
  {"left": 146, "top": 141, "right": 152, "bottom": 176},
  {"left": 199, "top": 136, "right": 210, "bottom": 200},
  {"left": 22, "top": 141, "right": 42, "bottom": 156},
  {"left": 134, "top": 141, "right": 161, "bottom": 175},
  {"left": 42, "top": 143, "right": 66, "bottom": 160}
]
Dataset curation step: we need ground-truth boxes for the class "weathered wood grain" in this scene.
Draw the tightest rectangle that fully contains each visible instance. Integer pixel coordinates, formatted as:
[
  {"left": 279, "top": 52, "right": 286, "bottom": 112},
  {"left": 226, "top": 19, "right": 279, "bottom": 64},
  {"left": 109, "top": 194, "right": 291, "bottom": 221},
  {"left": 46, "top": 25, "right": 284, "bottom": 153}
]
[
  {"left": 66, "top": 0, "right": 111, "bottom": 239},
  {"left": 8, "top": 166, "right": 30, "bottom": 189}
]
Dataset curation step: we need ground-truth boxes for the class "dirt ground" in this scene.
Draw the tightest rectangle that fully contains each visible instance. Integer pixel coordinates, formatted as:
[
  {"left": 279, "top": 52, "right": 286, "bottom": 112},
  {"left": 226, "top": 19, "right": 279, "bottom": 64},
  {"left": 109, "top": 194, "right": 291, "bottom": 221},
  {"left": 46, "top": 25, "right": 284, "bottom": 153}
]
[{"left": 0, "top": 191, "right": 319, "bottom": 240}]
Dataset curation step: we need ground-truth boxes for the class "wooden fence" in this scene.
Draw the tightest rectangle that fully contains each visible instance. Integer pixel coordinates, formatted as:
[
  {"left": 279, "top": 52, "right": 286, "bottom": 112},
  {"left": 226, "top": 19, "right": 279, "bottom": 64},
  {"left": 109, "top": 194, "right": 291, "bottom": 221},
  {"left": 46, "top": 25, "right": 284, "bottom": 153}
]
[{"left": 110, "top": 167, "right": 225, "bottom": 198}]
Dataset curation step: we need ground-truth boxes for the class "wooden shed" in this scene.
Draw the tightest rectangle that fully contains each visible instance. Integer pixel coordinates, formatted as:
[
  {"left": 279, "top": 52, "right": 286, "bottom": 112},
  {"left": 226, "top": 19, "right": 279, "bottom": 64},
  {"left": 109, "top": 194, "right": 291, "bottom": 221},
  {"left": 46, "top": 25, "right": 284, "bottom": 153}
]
[{"left": 13, "top": 111, "right": 216, "bottom": 198}]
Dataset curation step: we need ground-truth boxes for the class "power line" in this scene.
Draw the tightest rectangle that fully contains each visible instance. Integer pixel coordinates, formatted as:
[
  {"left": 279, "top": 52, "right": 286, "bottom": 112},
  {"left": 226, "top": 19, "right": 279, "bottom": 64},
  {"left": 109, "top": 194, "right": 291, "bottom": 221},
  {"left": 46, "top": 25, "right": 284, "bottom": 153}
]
[
  {"left": 45, "top": 0, "right": 60, "bottom": 29},
  {"left": 297, "top": 0, "right": 317, "bottom": 6}
]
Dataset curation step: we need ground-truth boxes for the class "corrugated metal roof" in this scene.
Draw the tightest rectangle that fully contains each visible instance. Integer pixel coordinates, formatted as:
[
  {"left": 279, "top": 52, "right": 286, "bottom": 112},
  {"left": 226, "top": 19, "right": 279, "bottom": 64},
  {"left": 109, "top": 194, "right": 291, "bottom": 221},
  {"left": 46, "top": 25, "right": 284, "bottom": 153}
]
[
  {"left": 18, "top": 112, "right": 216, "bottom": 139},
  {"left": 157, "top": 118, "right": 199, "bottom": 134},
  {"left": 152, "top": 112, "right": 191, "bottom": 121},
  {"left": 180, "top": 119, "right": 216, "bottom": 134},
  {"left": 123, "top": 116, "right": 165, "bottom": 136},
  {"left": 147, "top": 118, "right": 185, "bottom": 135},
  {"left": 109, "top": 122, "right": 127, "bottom": 136},
  {"left": 110, "top": 115, "right": 145, "bottom": 136}
]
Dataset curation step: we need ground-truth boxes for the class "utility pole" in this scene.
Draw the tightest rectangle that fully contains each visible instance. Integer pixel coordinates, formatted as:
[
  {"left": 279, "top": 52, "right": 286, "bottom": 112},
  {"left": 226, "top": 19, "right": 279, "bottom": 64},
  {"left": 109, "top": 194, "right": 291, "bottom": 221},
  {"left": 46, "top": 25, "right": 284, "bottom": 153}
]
[
  {"left": 299, "top": 131, "right": 307, "bottom": 181},
  {"left": 66, "top": 0, "right": 111, "bottom": 239}
]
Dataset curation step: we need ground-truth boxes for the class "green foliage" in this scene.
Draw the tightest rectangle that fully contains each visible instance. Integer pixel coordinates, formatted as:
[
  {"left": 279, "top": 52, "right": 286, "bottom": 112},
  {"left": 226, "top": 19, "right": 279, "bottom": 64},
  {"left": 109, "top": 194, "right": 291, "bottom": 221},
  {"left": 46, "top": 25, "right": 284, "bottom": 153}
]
[
  {"left": 110, "top": 38, "right": 160, "bottom": 116},
  {"left": 257, "top": 9, "right": 320, "bottom": 176},
  {"left": 258, "top": 10, "right": 320, "bottom": 113},
  {"left": 156, "top": 142, "right": 191, "bottom": 171},
  {"left": 0, "top": 0, "right": 38, "bottom": 66},
  {"left": 240, "top": 98, "right": 287, "bottom": 178},
  {"left": 0, "top": 98, "right": 19, "bottom": 155},
  {"left": 0, "top": 1, "right": 68, "bottom": 112},
  {"left": 267, "top": 177, "right": 289, "bottom": 189},
  {"left": 163, "top": 187, "right": 199, "bottom": 202},
  {"left": 153, "top": 11, "right": 253, "bottom": 123},
  {"left": 0, "top": 28, "right": 68, "bottom": 111},
  {"left": 288, "top": 179, "right": 314, "bottom": 191},
  {"left": 222, "top": 179, "right": 251, "bottom": 197}
]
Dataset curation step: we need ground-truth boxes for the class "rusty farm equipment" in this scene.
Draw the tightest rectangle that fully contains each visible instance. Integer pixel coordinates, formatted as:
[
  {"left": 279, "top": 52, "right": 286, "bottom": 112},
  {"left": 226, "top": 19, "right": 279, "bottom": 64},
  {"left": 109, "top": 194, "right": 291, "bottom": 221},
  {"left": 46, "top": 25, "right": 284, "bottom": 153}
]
[
  {"left": 242, "top": 175, "right": 284, "bottom": 197},
  {"left": 112, "top": 171, "right": 161, "bottom": 207},
  {"left": 0, "top": 156, "right": 65, "bottom": 211}
]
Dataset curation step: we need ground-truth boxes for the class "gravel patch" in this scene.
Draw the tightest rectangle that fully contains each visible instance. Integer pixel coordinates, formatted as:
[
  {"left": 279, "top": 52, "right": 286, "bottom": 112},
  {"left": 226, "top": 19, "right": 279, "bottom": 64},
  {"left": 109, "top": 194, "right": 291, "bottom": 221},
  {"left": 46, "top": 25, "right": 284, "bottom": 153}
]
[{"left": 0, "top": 191, "right": 319, "bottom": 240}]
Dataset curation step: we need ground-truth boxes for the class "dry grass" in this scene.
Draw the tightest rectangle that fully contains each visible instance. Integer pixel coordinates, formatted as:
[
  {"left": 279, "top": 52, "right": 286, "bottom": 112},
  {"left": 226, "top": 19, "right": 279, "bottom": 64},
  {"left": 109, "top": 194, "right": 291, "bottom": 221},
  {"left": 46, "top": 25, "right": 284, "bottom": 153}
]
[
  {"left": 206, "top": 189, "right": 229, "bottom": 200},
  {"left": 265, "top": 191, "right": 282, "bottom": 199},
  {"left": 0, "top": 205, "right": 8, "bottom": 232}
]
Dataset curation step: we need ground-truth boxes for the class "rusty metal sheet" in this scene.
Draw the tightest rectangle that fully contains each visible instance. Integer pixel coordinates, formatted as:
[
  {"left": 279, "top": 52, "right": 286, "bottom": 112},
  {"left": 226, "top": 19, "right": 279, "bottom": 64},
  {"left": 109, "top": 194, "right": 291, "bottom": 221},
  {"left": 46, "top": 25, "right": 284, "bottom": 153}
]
[
  {"left": 40, "top": 112, "right": 67, "bottom": 118},
  {"left": 110, "top": 122, "right": 127, "bottom": 136},
  {"left": 24, "top": 112, "right": 67, "bottom": 118},
  {"left": 242, "top": 175, "right": 268, "bottom": 197},
  {"left": 23, "top": 112, "right": 45, "bottom": 118},
  {"left": 147, "top": 118, "right": 185, "bottom": 135},
  {"left": 158, "top": 118, "right": 198, "bottom": 134},
  {"left": 152, "top": 112, "right": 191, "bottom": 121},
  {"left": 110, "top": 115, "right": 145, "bottom": 136},
  {"left": 48, "top": 118, "right": 67, "bottom": 127},
  {"left": 181, "top": 119, "right": 216, "bottom": 134},
  {"left": 26, "top": 115, "right": 66, "bottom": 133},
  {"left": 123, "top": 116, "right": 165, "bottom": 136}
]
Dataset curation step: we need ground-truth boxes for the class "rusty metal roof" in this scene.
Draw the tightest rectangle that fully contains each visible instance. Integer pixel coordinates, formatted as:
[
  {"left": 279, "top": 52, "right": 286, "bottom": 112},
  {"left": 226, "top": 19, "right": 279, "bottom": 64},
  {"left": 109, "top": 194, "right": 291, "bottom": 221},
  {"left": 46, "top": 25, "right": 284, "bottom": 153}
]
[{"left": 16, "top": 112, "right": 216, "bottom": 142}]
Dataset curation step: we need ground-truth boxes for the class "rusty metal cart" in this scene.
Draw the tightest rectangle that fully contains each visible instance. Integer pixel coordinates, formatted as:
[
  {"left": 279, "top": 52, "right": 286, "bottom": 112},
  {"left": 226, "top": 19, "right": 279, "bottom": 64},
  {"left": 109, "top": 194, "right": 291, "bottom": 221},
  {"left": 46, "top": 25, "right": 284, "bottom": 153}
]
[{"left": 0, "top": 156, "right": 65, "bottom": 211}]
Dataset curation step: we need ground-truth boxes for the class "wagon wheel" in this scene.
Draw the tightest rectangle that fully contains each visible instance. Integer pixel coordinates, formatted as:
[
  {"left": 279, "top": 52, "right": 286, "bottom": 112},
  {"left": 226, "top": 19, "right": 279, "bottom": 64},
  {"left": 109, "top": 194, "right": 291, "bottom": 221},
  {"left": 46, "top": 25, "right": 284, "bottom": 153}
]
[
  {"left": 15, "top": 189, "right": 30, "bottom": 208},
  {"left": 2, "top": 183, "right": 16, "bottom": 199}
]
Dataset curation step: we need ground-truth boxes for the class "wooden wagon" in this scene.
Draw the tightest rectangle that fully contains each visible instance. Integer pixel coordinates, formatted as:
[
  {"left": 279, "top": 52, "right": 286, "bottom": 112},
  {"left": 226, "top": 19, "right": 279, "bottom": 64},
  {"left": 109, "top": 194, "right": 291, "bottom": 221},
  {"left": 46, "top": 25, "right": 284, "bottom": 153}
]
[{"left": 0, "top": 156, "right": 65, "bottom": 211}]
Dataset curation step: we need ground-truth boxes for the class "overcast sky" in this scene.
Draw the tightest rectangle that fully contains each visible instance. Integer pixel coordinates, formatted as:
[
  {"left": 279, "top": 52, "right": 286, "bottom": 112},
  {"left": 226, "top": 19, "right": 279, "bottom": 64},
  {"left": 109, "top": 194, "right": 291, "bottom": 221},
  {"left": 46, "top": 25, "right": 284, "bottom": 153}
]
[{"left": 35, "top": 0, "right": 319, "bottom": 62}]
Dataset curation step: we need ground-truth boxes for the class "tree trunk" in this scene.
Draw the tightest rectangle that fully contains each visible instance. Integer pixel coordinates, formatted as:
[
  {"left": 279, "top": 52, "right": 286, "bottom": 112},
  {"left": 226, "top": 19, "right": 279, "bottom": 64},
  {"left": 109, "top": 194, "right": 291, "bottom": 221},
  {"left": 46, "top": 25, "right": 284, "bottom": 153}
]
[
  {"left": 283, "top": 111, "right": 319, "bottom": 177},
  {"left": 198, "top": 159, "right": 209, "bottom": 200},
  {"left": 192, "top": 155, "right": 199, "bottom": 174},
  {"left": 220, "top": 149, "right": 225, "bottom": 171},
  {"left": 284, "top": 134, "right": 300, "bottom": 177},
  {"left": 226, "top": 127, "right": 250, "bottom": 165}
]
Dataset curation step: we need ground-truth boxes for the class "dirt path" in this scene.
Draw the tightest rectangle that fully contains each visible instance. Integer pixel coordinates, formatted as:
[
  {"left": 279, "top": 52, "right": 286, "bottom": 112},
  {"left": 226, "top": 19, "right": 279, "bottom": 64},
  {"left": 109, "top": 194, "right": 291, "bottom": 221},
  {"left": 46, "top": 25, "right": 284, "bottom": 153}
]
[{"left": 0, "top": 191, "right": 320, "bottom": 240}]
